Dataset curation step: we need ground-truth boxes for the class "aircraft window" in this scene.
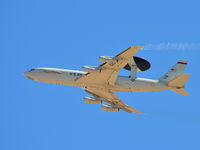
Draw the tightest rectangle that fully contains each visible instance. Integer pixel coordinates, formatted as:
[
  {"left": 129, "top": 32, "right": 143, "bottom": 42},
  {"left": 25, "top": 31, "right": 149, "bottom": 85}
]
[
  {"left": 70, "top": 73, "right": 72, "bottom": 75},
  {"left": 164, "top": 75, "right": 168, "bottom": 79},
  {"left": 43, "top": 70, "right": 61, "bottom": 74},
  {"left": 29, "top": 69, "right": 35, "bottom": 72},
  {"left": 73, "top": 73, "right": 76, "bottom": 76}
]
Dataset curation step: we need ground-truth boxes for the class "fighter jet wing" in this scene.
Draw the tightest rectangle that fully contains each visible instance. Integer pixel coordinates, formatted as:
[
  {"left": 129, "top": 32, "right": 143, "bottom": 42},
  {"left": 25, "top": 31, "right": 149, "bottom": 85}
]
[
  {"left": 86, "top": 88, "right": 143, "bottom": 114},
  {"left": 76, "top": 46, "right": 142, "bottom": 86}
]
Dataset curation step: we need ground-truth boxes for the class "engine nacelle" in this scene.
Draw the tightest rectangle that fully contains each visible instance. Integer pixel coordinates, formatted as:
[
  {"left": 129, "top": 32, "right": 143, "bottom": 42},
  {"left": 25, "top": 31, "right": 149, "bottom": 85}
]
[
  {"left": 101, "top": 104, "right": 119, "bottom": 112},
  {"left": 99, "top": 56, "right": 118, "bottom": 63},
  {"left": 82, "top": 66, "right": 101, "bottom": 72},
  {"left": 84, "top": 97, "right": 102, "bottom": 104}
]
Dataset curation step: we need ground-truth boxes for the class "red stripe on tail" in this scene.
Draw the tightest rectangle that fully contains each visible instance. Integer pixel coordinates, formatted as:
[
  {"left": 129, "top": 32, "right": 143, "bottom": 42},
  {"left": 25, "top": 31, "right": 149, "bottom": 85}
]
[{"left": 178, "top": 62, "right": 187, "bottom": 65}]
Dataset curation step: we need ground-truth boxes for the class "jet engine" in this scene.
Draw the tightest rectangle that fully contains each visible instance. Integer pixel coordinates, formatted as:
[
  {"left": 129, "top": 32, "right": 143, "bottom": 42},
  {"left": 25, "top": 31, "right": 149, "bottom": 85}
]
[
  {"left": 101, "top": 104, "right": 119, "bottom": 112},
  {"left": 82, "top": 66, "right": 101, "bottom": 72},
  {"left": 124, "top": 56, "right": 151, "bottom": 72},
  {"left": 99, "top": 56, "right": 118, "bottom": 63},
  {"left": 84, "top": 97, "right": 102, "bottom": 104}
]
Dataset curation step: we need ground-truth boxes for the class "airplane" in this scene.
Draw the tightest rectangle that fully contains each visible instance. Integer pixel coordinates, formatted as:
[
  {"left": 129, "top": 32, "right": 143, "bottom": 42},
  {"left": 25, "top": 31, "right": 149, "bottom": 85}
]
[{"left": 24, "top": 46, "right": 190, "bottom": 114}]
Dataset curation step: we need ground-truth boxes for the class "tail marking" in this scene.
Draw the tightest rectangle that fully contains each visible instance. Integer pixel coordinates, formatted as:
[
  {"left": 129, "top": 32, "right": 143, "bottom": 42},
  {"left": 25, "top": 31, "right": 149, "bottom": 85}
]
[{"left": 159, "top": 60, "right": 190, "bottom": 96}]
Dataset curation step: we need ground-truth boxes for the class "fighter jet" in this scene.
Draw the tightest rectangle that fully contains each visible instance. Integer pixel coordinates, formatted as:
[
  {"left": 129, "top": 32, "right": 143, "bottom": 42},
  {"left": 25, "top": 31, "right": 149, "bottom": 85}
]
[{"left": 24, "top": 46, "right": 190, "bottom": 114}]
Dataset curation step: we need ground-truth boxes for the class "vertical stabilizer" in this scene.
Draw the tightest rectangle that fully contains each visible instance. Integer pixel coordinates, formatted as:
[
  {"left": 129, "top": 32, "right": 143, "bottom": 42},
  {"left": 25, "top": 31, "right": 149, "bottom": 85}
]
[
  {"left": 159, "top": 60, "right": 188, "bottom": 83},
  {"left": 159, "top": 60, "right": 190, "bottom": 96}
]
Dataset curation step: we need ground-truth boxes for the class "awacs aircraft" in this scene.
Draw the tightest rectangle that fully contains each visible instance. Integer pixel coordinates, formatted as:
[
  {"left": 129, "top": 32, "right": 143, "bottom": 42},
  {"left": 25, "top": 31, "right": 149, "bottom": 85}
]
[{"left": 24, "top": 46, "right": 190, "bottom": 114}]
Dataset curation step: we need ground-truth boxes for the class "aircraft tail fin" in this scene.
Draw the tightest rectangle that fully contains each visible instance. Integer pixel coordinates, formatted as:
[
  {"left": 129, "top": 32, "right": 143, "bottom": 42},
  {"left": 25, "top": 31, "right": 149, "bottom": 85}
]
[
  {"left": 159, "top": 60, "right": 188, "bottom": 83},
  {"left": 159, "top": 60, "right": 190, "bottom": 96}
]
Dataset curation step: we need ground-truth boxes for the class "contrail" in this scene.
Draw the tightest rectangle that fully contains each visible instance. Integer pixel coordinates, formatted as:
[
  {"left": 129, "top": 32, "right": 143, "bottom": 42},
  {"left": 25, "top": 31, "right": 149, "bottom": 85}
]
[{"left": 142, "top": 43, "right": 200, "bottom": 51}]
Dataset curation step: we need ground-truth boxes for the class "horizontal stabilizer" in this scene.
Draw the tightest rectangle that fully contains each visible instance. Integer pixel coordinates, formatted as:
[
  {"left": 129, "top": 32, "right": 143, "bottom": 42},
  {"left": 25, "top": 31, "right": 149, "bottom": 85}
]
[
  {"left": 166, "top": 74, "right": 190, "bottom": 88},
  {"left": 172, "top": 88, "right": 190, "bottom": 96},
  {"left": 167, "top": 74, "right": 190, "bottom": 96}
]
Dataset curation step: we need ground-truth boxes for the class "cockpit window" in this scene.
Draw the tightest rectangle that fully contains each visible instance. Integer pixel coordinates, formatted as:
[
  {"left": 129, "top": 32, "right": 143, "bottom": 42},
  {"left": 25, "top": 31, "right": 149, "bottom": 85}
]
[{"left": 29, "top": 69, "right": 35, "bottom": 72}]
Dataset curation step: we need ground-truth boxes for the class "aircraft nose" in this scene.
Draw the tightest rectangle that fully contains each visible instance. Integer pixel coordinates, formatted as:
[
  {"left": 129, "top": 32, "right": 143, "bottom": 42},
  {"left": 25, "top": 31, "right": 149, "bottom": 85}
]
[
  {"left": 24, "top": 70, "right": 34, "bottom": 80},
  {"left": 24, "top": 71, "right": 29, "bottom": 76}
]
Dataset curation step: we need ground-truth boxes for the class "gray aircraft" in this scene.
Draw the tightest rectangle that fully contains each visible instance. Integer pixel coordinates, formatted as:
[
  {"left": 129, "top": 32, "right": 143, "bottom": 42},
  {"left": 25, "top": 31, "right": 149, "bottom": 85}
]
[{"left": 24, "top": 46, "right": 190, "bottom": 114}]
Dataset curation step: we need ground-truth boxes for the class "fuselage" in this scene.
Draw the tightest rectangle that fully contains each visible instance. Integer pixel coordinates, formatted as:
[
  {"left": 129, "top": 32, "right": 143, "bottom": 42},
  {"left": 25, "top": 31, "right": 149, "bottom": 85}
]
[{"left": 24, "top": 67, "right": 170, "bottom": 92}]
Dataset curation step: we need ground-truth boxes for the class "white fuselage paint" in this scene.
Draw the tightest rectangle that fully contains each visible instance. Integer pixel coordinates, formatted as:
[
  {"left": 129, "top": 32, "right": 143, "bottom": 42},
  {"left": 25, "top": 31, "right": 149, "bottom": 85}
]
[{"left": 24, "top": 68, "right": 170, "bottom": 92}]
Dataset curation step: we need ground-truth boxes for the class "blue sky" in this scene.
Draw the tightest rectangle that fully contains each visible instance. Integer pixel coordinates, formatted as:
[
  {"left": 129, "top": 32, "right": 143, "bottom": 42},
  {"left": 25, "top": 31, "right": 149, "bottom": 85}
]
[{"left": 1, "top": 0, "right": 200, "bottom": 150}]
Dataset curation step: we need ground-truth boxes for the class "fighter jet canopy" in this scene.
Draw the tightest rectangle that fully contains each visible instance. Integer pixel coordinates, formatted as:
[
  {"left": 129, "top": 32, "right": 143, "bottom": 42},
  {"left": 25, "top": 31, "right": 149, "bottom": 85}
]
[{"left": 124, "top": 56, "right": 151, "bottom": 72}]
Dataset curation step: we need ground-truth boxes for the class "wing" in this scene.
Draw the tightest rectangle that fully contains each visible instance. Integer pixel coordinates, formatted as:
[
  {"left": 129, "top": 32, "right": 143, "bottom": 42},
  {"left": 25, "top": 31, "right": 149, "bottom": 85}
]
[
  {"left": 86, "top": 88, "right": 143, "bottom": 114},
  {"left": 76, "top": 46, "right": 142, "bottom": 86}
]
